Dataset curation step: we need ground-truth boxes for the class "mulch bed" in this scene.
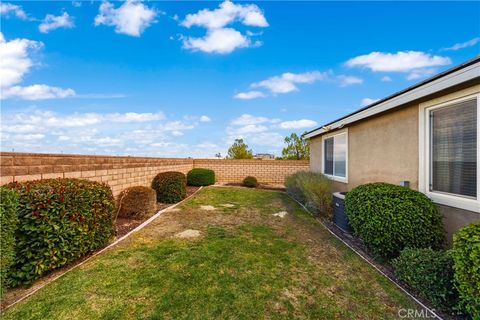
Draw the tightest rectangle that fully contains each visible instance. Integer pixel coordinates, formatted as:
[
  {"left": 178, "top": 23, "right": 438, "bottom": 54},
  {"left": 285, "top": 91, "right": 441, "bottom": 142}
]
[
  {"left": 115, "top": 186, "right": 200, "bottom": 238},
  {"left": 223, "top": 182, "right": 286, "bottom": 192}
]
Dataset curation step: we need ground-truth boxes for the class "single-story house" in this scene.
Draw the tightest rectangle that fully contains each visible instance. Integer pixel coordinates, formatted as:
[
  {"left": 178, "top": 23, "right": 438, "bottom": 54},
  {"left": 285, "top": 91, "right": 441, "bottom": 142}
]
[{"left": 304, "top": 56, "right": 480, "bottom": 242}]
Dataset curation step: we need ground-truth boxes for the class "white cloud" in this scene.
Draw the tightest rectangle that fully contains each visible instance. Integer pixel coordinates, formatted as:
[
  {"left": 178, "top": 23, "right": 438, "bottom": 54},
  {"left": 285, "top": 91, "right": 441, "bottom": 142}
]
[
  {"left": 345, "top": 51, "right": 451, "bottom": 72},
  {"left": 406, "top": 68, "right": 437, "bottom": 80},
  {"left": 95, "top": 0, "right": 157, "bottom": 37},
  {"left": 39, "top": 12, "right": 75, "bottom": 33},
  {"left": 442, "top": 37, "right": 480, "bottom": 51},
  {"left": 233, "top": 90, "right": 266, "bottom": 100},
  {"left": 337, "top": 75, "right": 363, "bottom": 87},
  {"left": 0, "top": 33, "right": 42, "bottom": 88},
  {"left": 278, "top": 119, "right": 317, "bottom": 129},
  {"left": 2, "top": 84, "right": 75, "bottom": 100},
  {"left": 0, "top": 2, "right": 27, "bottom": 19},
  {"left": 360, "top": 98, "right": 380, "bottom": 107},
  {"left": 381, "top": 76, "right": 392, "bottom": 82},
  {"left": 182, "top": 28, "right": 249, "bottom": 54},
  {"left": 252, "top": 71, "right": 327, "bottom": 94},
  {"left": 0, "top": 33, "right": 76, "bottom": 100},
  {"left": 72, "top": 1, "right": 82, "bottom": 8},
  {"left": 105, "top": 112, "right": 165, "bottom": 123},
  {"left": 181, "top": 0, "right": 268, "bottom": 30},
  {"left": 180, "top": 1, "right": 267, "bottom": 54},
  {"left": 200, "top": 115, "right": 211, "bottom": 122},
  {"left": 230, "top": 114, "right": 279, "bottom": 126}
]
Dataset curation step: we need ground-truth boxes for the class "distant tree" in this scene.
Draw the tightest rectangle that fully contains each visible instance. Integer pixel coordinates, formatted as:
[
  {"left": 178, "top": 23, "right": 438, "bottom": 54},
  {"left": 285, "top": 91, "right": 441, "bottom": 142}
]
[
  {"left": 227, "top": 139, "right": 253, "bottom": 159},
  {"left": 215, "top": 153, "right": 222, "bottom": 159},
  {"left": 281, "top": 132, "right": 310, "bottom": 160}
]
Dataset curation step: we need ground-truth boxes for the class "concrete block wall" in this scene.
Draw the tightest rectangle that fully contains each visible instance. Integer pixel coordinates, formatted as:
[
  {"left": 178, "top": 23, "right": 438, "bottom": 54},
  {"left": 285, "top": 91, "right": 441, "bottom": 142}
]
[
  {"left": 193, "top": 159, "right": 309, "bottom": 185},
  {"left": 0, "top": 152, "right": 309, "bottom": 196}
]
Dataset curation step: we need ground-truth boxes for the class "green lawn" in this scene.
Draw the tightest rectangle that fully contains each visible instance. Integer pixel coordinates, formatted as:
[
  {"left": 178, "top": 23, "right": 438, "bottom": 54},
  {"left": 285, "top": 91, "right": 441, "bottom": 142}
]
[{"left": 2, "top": 187, "right": 418, "bottom": 319}]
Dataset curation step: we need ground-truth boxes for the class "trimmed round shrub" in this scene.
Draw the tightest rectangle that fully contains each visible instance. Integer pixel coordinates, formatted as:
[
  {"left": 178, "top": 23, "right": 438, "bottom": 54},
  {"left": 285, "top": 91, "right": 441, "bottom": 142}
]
[
  {"left": 243, "top": 176, "right": 258, "bottom": 188},
  {"left": 187, "top": 168, "right": 215, "bottom": 186},
  {"left": 392, "top": 248, "right": 458, "bottom": 311},
  {"left": 6, "top": 179, "right": 115, "bottom": 285},
  {"left": 344, "top": 183, "right": 444, "bottom": 260},
  {"left": 0, "top": 187, "right": 19, "bottom": 296},
  {"left": 451, "top": 223, "right": 480, "bottom": 318},
  {"left": 151, "top": 171, "right": 186, "bottom": 204},
  {"left": 117, "top": 186, "right": 157, "bottom": 218}
]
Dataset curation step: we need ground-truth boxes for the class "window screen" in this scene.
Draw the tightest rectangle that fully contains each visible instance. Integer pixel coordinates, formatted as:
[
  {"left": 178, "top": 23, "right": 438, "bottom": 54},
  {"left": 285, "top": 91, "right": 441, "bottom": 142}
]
[
  {"left": 430, "top": 99, "right": 477, "bottom": 198},
  {"left": 334, "top": 134, "right": 346, "bottom": 177},
  {"left": 324, "top": 137, "right": 334, "bottom": 175}
]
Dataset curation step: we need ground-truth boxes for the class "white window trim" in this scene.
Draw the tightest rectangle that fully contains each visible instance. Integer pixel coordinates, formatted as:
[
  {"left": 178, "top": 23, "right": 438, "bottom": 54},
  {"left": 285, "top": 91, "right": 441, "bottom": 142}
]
[
  {"left": 321, "top": 129, "right": 348, "bottom": 183},
  {"left": 419, "top": 93, "right": 480, "bottom": 213}
]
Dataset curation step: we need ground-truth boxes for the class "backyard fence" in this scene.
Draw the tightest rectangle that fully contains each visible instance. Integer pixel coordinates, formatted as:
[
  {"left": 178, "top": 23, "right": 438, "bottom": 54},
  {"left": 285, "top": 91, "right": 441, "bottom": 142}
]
[{"left": 0, "top": 152, "right": 309, "bottom": 196}]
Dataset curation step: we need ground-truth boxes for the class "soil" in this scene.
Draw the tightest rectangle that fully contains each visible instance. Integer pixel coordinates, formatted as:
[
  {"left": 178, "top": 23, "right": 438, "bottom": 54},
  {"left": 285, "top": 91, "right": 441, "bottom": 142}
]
[
  {"left": 222, "top": 182, "right": 286, "bottom": 192},
  {"left": 115, "top": 186, "right": 200, "bottom": 238}
]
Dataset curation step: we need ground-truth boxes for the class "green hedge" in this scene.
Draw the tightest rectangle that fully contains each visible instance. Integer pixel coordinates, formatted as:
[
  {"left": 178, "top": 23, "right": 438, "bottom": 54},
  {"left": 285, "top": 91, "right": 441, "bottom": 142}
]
[
  {"left": 452, "top": 223, "right": 480, "bottom": 318},
  {"left": 243, "top": 176, "right": 258, "bottom": 188},
  {"left": 0, "top": 187, "right": 19, "bottom": 296},
  {"left": 7, "top": 179, "right": 115, "bottom": 285},
  {"left": 344, "top": 183, "right": 444, "bottom": 260},
  {"left": 392, "top": 248, "right": 458, "bottom": 311},
  {"left": 284, "top": 171, "right": 332, "bottom": 215},
  {"left": 151, "top": 171, "right": 186, "bottom": 203},
  {"left": 187, "top": 168, "right": 215, "bottom": 186}
]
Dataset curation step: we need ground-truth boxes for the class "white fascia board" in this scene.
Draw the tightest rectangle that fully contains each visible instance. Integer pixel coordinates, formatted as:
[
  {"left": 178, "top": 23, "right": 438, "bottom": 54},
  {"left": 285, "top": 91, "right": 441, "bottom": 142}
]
[{"left": 304, "top": 61, "right": 480, "bottom": 139}]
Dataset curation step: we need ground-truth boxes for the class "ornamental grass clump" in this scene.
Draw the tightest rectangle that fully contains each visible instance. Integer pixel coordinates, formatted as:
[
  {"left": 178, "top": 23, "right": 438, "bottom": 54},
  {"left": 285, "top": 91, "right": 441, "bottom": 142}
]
[
  {"left": 187, "top": 168, "right": 215, "bottom": 186},
  {"left": 284, "top": 171, "right": 332, "bottom": 215},
  {"left": 151, "top": 171, "right": 186, "bottom": 203},
  {"left": 345, "top": 183, "right": 444, "bottom": 260},
  {"left": 117, "top": 186, "right": 157, "bottom": 218},
  {"left": 6, "top": 179, "right": 115, "bottom": 285}
]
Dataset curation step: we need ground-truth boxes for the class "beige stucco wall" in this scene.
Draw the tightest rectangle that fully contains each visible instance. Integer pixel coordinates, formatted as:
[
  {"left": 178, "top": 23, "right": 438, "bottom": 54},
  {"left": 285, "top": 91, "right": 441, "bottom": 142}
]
[
  {"left": 310, "top": 102, "right": 419, "bottom": 190},
  {"left": 309, "top": 82, "right": 480, "bottom": 243}
]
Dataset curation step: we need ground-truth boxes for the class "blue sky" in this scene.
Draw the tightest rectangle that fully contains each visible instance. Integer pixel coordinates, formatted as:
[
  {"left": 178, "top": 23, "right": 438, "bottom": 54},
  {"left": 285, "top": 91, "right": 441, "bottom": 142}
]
[{"left": 1, "top": 1, "right": 479, "bottom": 157}]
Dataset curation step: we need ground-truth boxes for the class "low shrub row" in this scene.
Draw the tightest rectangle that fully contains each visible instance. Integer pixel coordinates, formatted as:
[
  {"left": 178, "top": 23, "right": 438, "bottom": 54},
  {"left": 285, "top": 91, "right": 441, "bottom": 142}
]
[
  {"left": 243, "top": 176, "right": 258, "bottom": 188},
  {"left": 284, "top": 171, "right": 332, "bottom": 215},
  {"left": 6, "top": 179, "right": 115, "bottom": 286},
  {"left": 0, "top": 187, "right": 19, "bottom": 297},
  {"left": 342, "top": 182, "right": 478, "bottom": 317},
  {"left": 344, "top": 183, "right": 445, "bottom": 260}
]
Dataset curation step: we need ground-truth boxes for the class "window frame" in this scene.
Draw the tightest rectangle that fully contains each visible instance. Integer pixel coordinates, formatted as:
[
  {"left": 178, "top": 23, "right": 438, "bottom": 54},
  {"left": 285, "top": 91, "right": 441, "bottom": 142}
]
[
  {"left": 321, "top": 130, "right": 348, "bottom": 183},
  {"left": 420, "top": 93, "right": 480, "bottom": 212}
]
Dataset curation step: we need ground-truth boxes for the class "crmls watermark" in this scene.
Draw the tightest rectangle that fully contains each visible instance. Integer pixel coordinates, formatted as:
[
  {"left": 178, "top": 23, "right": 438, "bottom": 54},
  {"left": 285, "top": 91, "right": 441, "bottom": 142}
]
[{"left": 398, "top": 308, "right": 437, "bottom": 318}]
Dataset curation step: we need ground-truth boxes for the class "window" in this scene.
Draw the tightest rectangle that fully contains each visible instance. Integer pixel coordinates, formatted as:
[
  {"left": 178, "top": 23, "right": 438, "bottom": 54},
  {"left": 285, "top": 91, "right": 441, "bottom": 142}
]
[
  {"left": 323, "top": 132, "right": 347, "bottom": 181},
  {"left": 422, "top": 94, "right": 479, "bottom": 212}
]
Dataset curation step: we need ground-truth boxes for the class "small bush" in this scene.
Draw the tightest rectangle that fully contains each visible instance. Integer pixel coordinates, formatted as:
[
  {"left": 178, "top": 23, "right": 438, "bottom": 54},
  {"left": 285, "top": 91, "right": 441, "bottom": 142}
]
[
  {"left": 151, "top": 171, "right": 186, "bottom": 204},
  {"left": 7, "top": 179, "right": 115, "bottom": 285},
  {"left": 187, "top": 168, "right": 215, "bottom": 186},
  {"left": 243, "top": 176, "right": 258, "bottom": 188},
  {"left": 344, "top": 183, "right": 444, "bottom": 260},
  {"left": 0, "top": 187, "right": 19, "bottom": 296},
  {"left": 117, "top": 186, "right": 157, "bottom": 218},
  {"left": 392, "top": 248, "right": 458, "bottom": 311},
  {"left": 452, "top": 223, "right": 480, "bottom": 318},
  {"left": 284, "top": 171, "right": 332, "bottom": 215}
]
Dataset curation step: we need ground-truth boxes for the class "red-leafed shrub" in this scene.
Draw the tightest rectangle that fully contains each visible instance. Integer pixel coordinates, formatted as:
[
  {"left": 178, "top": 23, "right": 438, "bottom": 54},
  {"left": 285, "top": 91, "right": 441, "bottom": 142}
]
[{"left": 6, "top": 179, "right": 115, "bottom": 285}]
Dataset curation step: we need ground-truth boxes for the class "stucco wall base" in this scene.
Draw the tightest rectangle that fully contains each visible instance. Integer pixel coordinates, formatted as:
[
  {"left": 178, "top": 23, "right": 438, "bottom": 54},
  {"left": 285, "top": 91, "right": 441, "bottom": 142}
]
[{"left": 437, "top": 204, "right": 480, "bottom": 246}]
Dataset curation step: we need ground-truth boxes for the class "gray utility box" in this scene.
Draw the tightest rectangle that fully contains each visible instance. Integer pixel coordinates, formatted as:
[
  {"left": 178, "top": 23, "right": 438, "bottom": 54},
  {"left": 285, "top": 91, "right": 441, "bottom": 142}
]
[{"left": 332, "top": 192, "right": 353, "bottom": 233}]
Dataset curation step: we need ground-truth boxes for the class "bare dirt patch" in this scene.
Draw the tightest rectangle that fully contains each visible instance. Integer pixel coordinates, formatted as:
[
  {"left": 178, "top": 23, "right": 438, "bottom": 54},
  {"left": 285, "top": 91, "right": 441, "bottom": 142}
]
[{"left": 174, "top": 229, "right": 201, "bottom": 238}]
